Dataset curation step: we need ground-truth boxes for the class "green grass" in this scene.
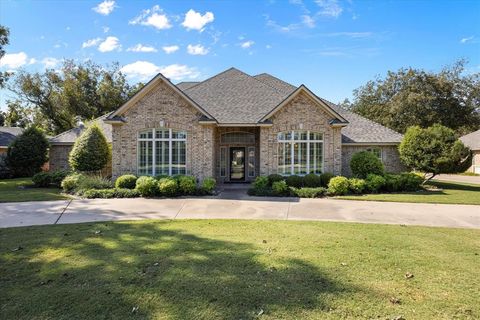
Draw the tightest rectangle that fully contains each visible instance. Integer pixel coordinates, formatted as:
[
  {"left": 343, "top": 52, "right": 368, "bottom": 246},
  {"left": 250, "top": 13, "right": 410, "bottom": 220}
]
[
  {"left": 337, "top": 181, "right": 480, "bottom": 205},
  {"left": 0, "top": 178, "right": 71, "bottom": 203},
  {"left": 1, "top": 220, "right": 479, "bottom": 319}
]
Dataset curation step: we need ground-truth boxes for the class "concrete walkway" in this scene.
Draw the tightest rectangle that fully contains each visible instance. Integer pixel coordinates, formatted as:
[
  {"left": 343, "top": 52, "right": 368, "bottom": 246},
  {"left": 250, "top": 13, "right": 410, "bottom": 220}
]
[
  {"left": 433, "top": 174, "right": 480, "bottom": 185},
  {"left": 1, "top": 195, "right": 479, "bottom": 229}
]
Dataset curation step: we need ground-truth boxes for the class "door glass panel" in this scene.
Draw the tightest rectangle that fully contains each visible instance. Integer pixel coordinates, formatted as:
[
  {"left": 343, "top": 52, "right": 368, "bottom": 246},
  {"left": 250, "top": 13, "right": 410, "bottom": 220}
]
[
  {"left": 230, "top": 148, "right": 245, "bottom": 180},
  {"left": 247, "top": 147, "right": 255, "bottom": 177}
]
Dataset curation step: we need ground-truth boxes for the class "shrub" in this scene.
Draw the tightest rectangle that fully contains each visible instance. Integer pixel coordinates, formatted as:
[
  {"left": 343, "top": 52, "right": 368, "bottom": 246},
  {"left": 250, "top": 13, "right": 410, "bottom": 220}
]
[
  {"left": 6, "top": 126, "right": 49, "bottom": 177},
  {"left": 32, "top": 172, "right": 52, "bottom": 187},
  {"left": 291, "top": 187, "right": 327, "bottom": 198},
  {"left": 272, "top": 180, "right": 289, "bottom": 196},
  {"left": 78, "top": 175, "right": 112, "bottom": 191},
  {"left": 365, "top": 174, "right": 386, "bottom": 193},
  {"left": 383, "top": 174, "right": 401, "bottom": 192},
  {"left": 303, "top": 173, "right": 322, "bottom": 187},
  {"left": 201, "top": 177, "right": 216, "bottom": 194},
  {"left": 285, "top": 175, "right": 303, "bottom": 188},
  {"left": 50, "top": 170, "right": 70, "bottom": 187},
  {"left": 158, "top": 177, "right": 178, "bottom": 197},
  {"left": 69, "top": 123, "right": 110, "bottom": 173},
  {"left": 155, "top": 174, "right": 169, "bottom": 180},
  {"left": 82, "top": 188, "right": 140, "bottom": 199},
  {"left": 115, "top": 174, "right": 137, "bottom": 189},
  {"left": 348, "top": 178, "right": 366, "bottom": 194},
  {"left": 268, "top": 174, "right": 284, "bottom": 186},
  {"left": 135, "top": 176, "right": 158, "bottom": 197},
  {"left": 61, "top": 173, "right": 86, "bottom": 193},
  {"left": 350, "top": 151, "right": 385, "bottom": 178},
  {"left": 398, "top": 173, "right": 423, "bottom": 191},
  {"left": 0, "top": 154, "right": 12, "bottom": 179},
  {"left": 253, "top": 176, "right": 269, "bottom": 191},
  {"left": 320, "top": 172, "right": 335, "bottom": 187},
  {"left": 178, "top": 175, "right": 196, "bottom": 195},
  {"left": 327, "top": 176, "right": 350, "bottom": 195}
]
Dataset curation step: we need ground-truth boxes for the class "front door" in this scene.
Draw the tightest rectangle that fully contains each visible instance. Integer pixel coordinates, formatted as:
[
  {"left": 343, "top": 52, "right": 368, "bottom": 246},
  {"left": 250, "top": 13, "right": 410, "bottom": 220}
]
[{"left": 230, "top": 147, "right": 245, "bottom": 181}]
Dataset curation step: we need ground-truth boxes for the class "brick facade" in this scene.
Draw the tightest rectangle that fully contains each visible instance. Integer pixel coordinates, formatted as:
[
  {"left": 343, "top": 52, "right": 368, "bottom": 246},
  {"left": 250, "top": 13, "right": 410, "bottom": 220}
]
[
  {"left": 341, "top": 145, "right": 406, "bottom": 176},
  {"left": 110, "top": 80, "right": 215, "bottom": 181}
]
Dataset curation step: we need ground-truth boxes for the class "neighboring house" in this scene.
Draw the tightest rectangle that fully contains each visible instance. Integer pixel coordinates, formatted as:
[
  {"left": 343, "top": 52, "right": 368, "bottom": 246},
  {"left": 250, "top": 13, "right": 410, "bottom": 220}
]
[
  {"left": 97, "top": 67, "right": 404, "bottom": 182},
  {"left": 460, "top": 129, "right": 480, "bottom": 174},
  {"left": 0, "top": 127, "right": 24, "bottom": 154},
  {"left": 49, "top": 115, "right": 113, "bottom": 175}
]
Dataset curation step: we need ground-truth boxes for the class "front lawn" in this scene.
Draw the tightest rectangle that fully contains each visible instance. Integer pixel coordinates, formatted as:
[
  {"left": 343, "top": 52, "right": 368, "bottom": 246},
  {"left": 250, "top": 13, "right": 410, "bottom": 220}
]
[
  {"left": 0, "top": 178, "right": 71, "bottom": 203},
  {"left": 337, "top": 180, "right": 480, "bottom": 205},
  {"left": 1, "top": 220, "right": 478, "bottom": 319}
]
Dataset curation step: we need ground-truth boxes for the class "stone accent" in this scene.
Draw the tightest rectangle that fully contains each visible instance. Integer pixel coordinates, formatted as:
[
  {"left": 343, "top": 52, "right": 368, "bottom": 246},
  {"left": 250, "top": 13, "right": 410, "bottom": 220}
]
[
  {"left": 259, "top": 92, "right": 343, "bottom": 176},
  {"left": 341, "top": 145, "right": 406, "bottom": 176},
  {"left": 49, "top": 144, "right": 112, "bottom": 176},
  {"left": 110, "top": 80, "right": 215, "bottom": 181}
]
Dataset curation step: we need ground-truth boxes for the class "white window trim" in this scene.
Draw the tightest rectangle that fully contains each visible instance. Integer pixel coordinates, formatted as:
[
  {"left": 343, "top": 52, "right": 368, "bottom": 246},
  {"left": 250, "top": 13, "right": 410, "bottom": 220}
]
[
  {"left": 366, "top": 147, "right": 383, "bottom": 162},
  {"left": 137, "top": 128, "right": 187, "bottom": 176},
  {"left": 277, "top": 130, "right": 324, "bottom": 176}
]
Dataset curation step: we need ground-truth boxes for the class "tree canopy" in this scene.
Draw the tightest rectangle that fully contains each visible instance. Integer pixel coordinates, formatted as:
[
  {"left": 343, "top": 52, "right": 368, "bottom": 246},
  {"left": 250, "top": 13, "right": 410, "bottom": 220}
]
[
  {"left": 8, "top": 59, "right": 143, "bottom": 135},
  {"left": 345, "top": 60, "right": 480, "bottom": 135},
  {"left": 399, "top": 124, "right": 471, "bottom": 182},
  {"left": 0, "top": 24, "right": 10, "bottom": 88}
]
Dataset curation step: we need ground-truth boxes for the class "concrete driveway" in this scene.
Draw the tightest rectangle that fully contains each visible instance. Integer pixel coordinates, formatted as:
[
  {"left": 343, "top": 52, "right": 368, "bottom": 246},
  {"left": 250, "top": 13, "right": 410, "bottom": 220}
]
[
  {"left": 1, "top": 196, "right": 479, "bottom": 229},
  {"left": 433, "top": 174, "right": 480, "bottom": 185}
]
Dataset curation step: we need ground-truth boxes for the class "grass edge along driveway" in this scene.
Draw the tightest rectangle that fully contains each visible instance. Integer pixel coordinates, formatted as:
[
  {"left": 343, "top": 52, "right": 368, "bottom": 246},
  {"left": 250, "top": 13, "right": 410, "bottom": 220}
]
[
  {"left": 1, "top": 219, "right": 479, "bottom": 319},
  {"left": 0, "top": 178, "right": 71, "bottom": 203}
]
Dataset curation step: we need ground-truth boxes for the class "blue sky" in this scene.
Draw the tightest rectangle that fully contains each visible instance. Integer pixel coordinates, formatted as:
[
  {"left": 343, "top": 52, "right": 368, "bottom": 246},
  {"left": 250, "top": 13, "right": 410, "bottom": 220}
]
[{"left": 0, "top": 0, "right": 479, "bottom": 110}]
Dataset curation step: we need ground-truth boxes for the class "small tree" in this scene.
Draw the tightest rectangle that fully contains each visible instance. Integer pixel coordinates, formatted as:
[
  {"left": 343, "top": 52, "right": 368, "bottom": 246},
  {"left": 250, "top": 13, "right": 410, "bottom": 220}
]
[
  {"left": 69, "top": 123, "right": 110, "bottom": 173},
  {"left": 399, "top": 124, "right": 471, "bottom": 183},
  {"left": 6, "top": 126, "right": 49, "bottom": 177}
]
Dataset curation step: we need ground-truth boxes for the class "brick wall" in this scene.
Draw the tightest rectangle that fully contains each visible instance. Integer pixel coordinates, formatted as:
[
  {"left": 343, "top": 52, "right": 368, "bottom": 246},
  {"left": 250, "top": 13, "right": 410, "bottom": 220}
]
[
  {"left": 49, "top": 144, "right": 112, "bottom": 176},
  {"left": 341, "top": 145, "right": 406, "bottom": 176}
]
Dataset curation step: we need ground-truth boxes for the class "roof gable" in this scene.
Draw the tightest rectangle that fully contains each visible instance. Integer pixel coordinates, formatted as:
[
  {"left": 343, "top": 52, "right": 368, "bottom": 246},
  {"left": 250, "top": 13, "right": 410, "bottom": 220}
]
[
  {"left": 50, "top": 113, "right": 113, "bottom": 144},
  {"left": 460, "top": 129, "right": 480, "bottom": 150},
  {"left": 0, "top": 127, "right": 23, "bottom": 147}
]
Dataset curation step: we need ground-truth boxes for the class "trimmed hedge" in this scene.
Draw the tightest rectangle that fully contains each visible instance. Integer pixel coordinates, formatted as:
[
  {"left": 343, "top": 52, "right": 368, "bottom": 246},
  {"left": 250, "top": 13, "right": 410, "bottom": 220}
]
[
  {"left": 327, "top": 176, "right": 350, "bottom": 195},
  {"left": 350, "top": 151, "right": 384, "bottom": 178},
  {"left": 348, "top": 178, "right": 366, "bottom": 194},
  {"left": 304, "top": 173, "right": 322, "bottom": 188},
  {"left": 69, "top": 123, "right": 110, "bottom": 173},
  {"left": 115, "top": 174, "right": 137, "bottom": 189},
  {"left": 365, "top": 174, "right": 386, "bottom": 193},
  {"left": 135, "top": 176, "right": 158, "bottom": 197},
  {"left": 286, "top": 175, "right": 303, "bottom": 188},
  {"left": 272, "top": 180, "right": 289, "bottom": 196},
  {"left": 320, "top": 173, "right": 335, "bottom": 187},
  {"left": 267, "top": 174, "right": 284, "bottom": 186},
  {"left": 178, "top": 175, "right": 196, "bottom": 195},
  {"left": 82, "top": 188, "right": 140, "bottom": 199},
  {"left": 201, "top": 177, "right": 216, "bottom": 194},
  {"left": 158, "top": 177, "right": 178, "bottom": 197},
  {"left": 291, "top": 187, "right": 326, "bottom": 198}
]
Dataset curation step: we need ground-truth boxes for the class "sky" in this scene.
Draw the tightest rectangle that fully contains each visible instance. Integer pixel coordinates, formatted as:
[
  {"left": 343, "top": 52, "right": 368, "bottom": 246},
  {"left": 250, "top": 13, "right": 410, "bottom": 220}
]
[{"left": 0, "top": 0, "right": 479, "bottom": 110}]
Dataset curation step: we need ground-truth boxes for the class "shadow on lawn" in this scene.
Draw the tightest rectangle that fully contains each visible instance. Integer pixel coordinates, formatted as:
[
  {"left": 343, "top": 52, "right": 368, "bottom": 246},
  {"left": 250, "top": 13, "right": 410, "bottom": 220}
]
[
  {"left": 1, "top": 221, "right": 368, "bottom": 319},
  {"left": 429, "top": 181, "right": 480, "bottom": 191}
]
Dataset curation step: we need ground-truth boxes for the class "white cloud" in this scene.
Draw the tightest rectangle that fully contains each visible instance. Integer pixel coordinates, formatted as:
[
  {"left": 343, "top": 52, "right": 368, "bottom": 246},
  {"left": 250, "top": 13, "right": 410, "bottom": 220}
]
[
  {"left": 324, "top": 32, "right": 373, "bottom": 38},
  {"left": 0, "top": 52, "right": 28, "bottom": 69},
  {"left": 98, "top": 36, "right": 121, "bottom": 52},
  {"left": 162, "top": 45, "right": 180, "bottom": 54},
  {"left": 187, "top": 44, "right": 209, "bottom": 55},
  {"left": 129, "top": 5, "right": 172, "bottom": 30},
  {"left": 120, "top": 61, "right": 199, "bottom": 81},
  {"left": 460, "top": 36, "right": 474, "bottom": 44},
  {"left": 182, "top": 9, "right": 214, "bottom": 31},
  {"left": 29, "top": 58, "right": 37, "bottom": 64},
  {"left": 127, "top": 44, "right": 157, "bottom": 53},
  {"left": 93, "top": 0, "right": 116, "bottom": 15},
  {"left": 82, "top": 37, "right": 102, "bottom": 48},
  {"left": 315, "top": 0, "right": 343, "bottom": 18},
  {"left": 240, "top": 40, "right": 254, "bottom": 49},
  {"left": 301, "top": 15, "right": 315, "bottom": 28},
  {"left": 42, "top": 57, "right": 60, "bottom": 69}
]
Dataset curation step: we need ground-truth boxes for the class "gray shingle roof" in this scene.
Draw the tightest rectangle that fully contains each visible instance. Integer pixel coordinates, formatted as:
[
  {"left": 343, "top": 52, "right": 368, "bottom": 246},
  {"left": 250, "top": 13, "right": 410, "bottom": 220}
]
[
  {"left": 460, "top": 129, "right": 480, "bottom": 150},
  {"left": 176, "top": 81, "right": 200, "bottom": 91},
  {"left": 184, "top": 68, "right": 291, "bottom": 124},
  {"left": 0, "top": 127, "right": 23, "bottom": 147},
  {"left": 50, "top": 114, "right": 112, "bottom": 144}
]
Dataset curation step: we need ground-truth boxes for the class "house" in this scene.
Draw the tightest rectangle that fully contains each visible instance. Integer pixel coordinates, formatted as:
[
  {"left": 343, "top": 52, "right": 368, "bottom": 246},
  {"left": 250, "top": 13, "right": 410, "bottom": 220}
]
[
  {"left": 49, "top": 116, "right": 112, "bottom": 175},
  {"left": 460, "top": 129, "right": 480, "bottom": 174},
  {"left": 99, "top": 67, "right": 404, "bottom": 182},
  {"left": 0, "top": 127, "right": 23, "bottom": 154}
]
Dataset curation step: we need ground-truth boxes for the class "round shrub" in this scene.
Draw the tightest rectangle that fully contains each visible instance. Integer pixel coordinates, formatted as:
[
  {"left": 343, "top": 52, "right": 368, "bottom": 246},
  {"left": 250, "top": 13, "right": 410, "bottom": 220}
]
[
  {"left": 398, "top": 173, "right": 423, "bottom": 191},
  {"left": 61, "top": 173, "right": 86, "bottom": 193},
  {"left": 350, "top": 151, "right": 385, "bottom": 178},
  {"left": 158, "top": 177, "right": 178, "bottom": 197},
  {"left": 201, "top": 177, "right": 216, "bottom": 194},
  {"left": 178, "top": 175, "right": 196, "bottom": 195},
  {"left": 32, "top": 172, "right": 52, "bottom": 187},
  {"left": 383, "top": 174, "right": 401, "bottom": 192},
  {"left": 253, "top": 176, "right": 269, "bottom": 190},
  {"left": 285, "top": 175, "right": 304, "bottom": 188},
  {"left": 115, "top": 174, "right": 138, "bottom": 189},
  {"left": 320, "top": 172, "right": 335, "bottom": 187},
  {"left": 365, "top": 174, "right": 386, "bottom": 193},
  {"left": 272, "top": 180, "right": 289, "bottom": 196},
  {"left": 348, "top": 178, "right": 366, "bottom": 194},
  {"left": 7, "top": 126, "right": 49, "bottom": 177},
  {"left": 135, "top": 176, "right": 158, "bottom": 197},
  {"left": 268, "top": 174, "right": 284, "bottom": 186},
  {"left": 327, "top": 176, "right": 350, "bottom": 195},
  {"left": 303, "top": 173, "right": 322, "bottom": 187},
  {"left": 69, "top": 123, "right": 110, "bottom": 172}
]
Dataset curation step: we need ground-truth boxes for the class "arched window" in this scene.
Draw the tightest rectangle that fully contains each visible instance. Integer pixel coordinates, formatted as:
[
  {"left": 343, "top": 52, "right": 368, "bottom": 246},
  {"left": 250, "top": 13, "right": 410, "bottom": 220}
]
[
  {"left": 138, "top": 128, "right": 186, "bottom": 176},
  {"left": 277, "top": 131, "right": 323, "bottom": 175},
  {"left": 220, "top": 131, "right": 255, "bottom": 144}
]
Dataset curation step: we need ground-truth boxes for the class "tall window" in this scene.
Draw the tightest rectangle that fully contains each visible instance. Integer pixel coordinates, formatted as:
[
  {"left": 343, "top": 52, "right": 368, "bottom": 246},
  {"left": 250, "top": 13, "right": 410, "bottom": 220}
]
[
  {"left": 277, "top": 131, "right": 323, "bottom": 175},
  {"left": 138, "top": 128, "right": 187, "bottom": 176}
]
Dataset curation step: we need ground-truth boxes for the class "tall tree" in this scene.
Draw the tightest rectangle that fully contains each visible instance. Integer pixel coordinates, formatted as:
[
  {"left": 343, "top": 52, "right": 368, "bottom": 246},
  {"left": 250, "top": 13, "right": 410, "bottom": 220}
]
[
  {"left": 0, "top": 25, "right": 10, "bottom": 88},
  {"left": 347, "top": 60, "right": 480, "bottom": 135},
  {"left": 9, "top": 60, "right": 143, "bottom": 135}
]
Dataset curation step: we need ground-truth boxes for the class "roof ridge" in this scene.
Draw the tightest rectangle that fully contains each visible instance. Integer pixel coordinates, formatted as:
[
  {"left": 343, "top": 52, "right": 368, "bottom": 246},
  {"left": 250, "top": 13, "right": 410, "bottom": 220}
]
[
  {"left": 184, "top": 67, "right": 237, "bottom": 91},
  {"left": 254, "top": 73, "right": 297, "bottom": 89},
  {"left": 240, "top": 70, "right": 294, "bottom": 96},
  {"left": 50, "top": 112, "right": 112, "bottom": 140}
]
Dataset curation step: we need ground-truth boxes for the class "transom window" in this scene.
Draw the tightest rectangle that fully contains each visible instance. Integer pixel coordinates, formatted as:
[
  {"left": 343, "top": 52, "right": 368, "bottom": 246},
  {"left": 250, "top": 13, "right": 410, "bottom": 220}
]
[
  {"left": 138, "top": 128, "right": 186, "bottom": 176},
  {"left": 277, "top": 131, "right": 323, "bottom": 175},
  {"left": 220, "top": 132, "right": 255, "bottom": 144}
]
